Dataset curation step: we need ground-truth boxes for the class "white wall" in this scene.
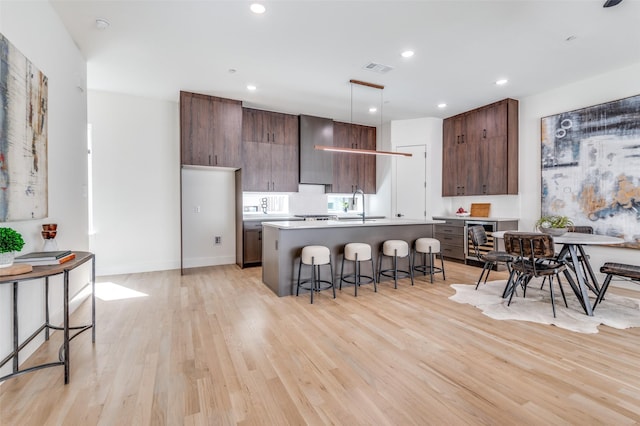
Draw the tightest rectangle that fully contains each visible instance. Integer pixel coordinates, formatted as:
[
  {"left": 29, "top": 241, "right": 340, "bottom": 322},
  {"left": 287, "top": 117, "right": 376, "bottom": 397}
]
[
  {"left": 0, "top": 1, "right": 89, "bottom": 378},
  {"left": 88, "top": 90, "right": 181, "bottom": 275},
  {"left": 181, "top": 167, "right": 236, "bottom": 268}
]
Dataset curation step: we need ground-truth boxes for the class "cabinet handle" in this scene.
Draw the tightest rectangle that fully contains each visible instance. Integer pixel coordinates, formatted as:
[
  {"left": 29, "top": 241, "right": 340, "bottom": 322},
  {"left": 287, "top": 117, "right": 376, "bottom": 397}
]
[
  {"left": 267, "top": 181, "right": 270, "bottom": 191},
  {"left": 457, "top": 135, "right": 460, "bottom": 144},
  {"left": 209, "top": 155, "right": 212, "bottom": 165},
  {"left": 272, "top": 133, "right": 275, "bottom": 143},
  {"left": 272, "top": 182, "right": 275, "bottom": 191},
  {"left": 267, "top": 133, "right": 270, "bottom": 142},
  {"left": 214, "top": 155, "right": 218, "bottom": 165},
  {"left": 461, "top": 134, "right": 465, "bottom": 144},
  {"left": 258, "top": 231, "right": 262, "bottom": 241},
  {"left": 483, "top": 129, "right": 487, "bottom": 139},
  {"left": 483, "top": 184, "right": 487, "bottom": 194}
]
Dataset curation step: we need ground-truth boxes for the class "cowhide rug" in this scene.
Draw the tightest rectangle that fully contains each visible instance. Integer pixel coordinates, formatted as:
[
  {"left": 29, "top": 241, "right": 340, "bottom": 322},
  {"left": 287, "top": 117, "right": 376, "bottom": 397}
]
[{"left": 449, "top": 280, "right": 640, "bottom": 334}]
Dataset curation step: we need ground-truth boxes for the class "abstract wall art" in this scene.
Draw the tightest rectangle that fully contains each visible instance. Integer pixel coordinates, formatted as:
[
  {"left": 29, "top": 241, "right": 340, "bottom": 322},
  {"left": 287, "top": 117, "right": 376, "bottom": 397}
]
[
  {"left": 541, "top": 94, "right": 640, "bottom": 249},
  {"left": 0, "top": 32, "right": 48, "bottom": 222}
]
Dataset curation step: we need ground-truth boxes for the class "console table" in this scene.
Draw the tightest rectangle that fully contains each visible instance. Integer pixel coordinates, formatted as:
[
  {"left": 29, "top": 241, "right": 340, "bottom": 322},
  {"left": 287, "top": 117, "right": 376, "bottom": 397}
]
[{"left": 0, "top": 251, "right": 95, "bottom": 384}]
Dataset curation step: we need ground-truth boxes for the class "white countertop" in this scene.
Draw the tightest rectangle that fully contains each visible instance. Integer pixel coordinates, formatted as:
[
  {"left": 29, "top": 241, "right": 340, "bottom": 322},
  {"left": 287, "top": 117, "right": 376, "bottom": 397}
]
[
  {"left": 262, "top": 218, "right": 445, "bottom": 230},
  {"left": 433, "top": 215, "right": 520, "bottom": 222}
]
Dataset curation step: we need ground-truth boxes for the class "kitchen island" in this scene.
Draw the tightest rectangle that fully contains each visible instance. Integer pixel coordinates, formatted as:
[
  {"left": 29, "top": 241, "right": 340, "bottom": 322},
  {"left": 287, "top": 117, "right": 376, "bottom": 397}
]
[{"left": 261, "top": 219, "right": 445, "bottom": 296}]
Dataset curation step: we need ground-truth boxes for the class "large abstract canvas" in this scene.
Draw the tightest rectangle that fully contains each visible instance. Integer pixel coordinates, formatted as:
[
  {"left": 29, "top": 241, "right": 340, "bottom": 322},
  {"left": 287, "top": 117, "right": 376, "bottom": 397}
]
[
  {"left": 0, "top": 33, "right": 48, "bottom": 222},
  {"left": 541, "top": 95, "right": 640, "bottom": 249}
]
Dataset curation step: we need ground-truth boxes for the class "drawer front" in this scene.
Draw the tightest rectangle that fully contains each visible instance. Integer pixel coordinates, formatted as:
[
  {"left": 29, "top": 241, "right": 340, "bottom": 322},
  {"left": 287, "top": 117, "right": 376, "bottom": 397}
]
[
  {"left": 440, "top": 244, "right": 465, "bottom": 260},
  {"left": 435, "top": 224, "right": 464, "bottom": 236},
  {"left": 436, "top": 232, "right": 465, "bottom": 247},
  {"left": 244, "top": 221, "right": 264, "bottom": 231},
  {"left": 434, "top": 218, "right": 465, "bottom": 227}
]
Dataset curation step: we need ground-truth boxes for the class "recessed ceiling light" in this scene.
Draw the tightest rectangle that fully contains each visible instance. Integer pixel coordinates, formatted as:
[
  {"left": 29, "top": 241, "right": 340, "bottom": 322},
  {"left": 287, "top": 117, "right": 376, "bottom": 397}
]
[
  {"left": 250, "top": 3, "right": 266, "bottom": 14},
  {"left": 401, "top": 50, "right": 414, "bottom": 58},
  {"left": 228, "top": 68, "right": 237, "bottom": 74},
  {"left": 369, "top": 107, "right": 377, "bottom": 113},
  {"left": 565, "top": 35, "right": 577, "bottom": 42},
  {"left": 95, "top": 18, "right": 110, "bottom": 30},
  {"left": 247, "top": 84, "right": 257, "bottom": 91},
  {"left": 495, "top": 79, "right": 508, "bottom": 86},
  {"left": 437, "top": 103, "right": 447, "bottom": 109}
]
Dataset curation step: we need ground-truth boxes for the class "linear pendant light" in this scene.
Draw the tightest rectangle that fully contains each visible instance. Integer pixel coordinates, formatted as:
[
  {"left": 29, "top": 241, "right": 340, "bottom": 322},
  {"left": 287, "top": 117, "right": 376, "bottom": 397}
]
[{"left": 314, "top": 79, "right": 412, "bottom": 157}]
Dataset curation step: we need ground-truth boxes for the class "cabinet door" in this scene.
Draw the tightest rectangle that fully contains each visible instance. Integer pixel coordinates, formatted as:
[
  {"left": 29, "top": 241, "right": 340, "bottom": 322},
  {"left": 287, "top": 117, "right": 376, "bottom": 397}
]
[
  {"left": 442, "top": 115, "right": 467, "bottom": 195},
  {"left": 358, "top": 125, "right": 376, "bottom": 194},
  {"left": 482, "top": 101, "right": 508, "bottom": 194},
  {"left": 331, "top": 121, "right": 358, "bottom": 193},
  {"left": 242, "top": 141, "right": 272, "bottom": 191},
  {"left": 180, "top": 92, "right": 214, "bottom": 166},
  {"left": 243, "top": 228, "right": 262, "bottom": 264},
  {"left": 242, "top": 108, "right": 268, "bottom": 143},
  {"left": 270, "top": 114, "right": 299, "bottom": 192},
  {"left": 212, "top": 97, "right": 242, "bottom": 168},
  {"left": 465, "top": 108, "right": 486, "bottom": 195}
]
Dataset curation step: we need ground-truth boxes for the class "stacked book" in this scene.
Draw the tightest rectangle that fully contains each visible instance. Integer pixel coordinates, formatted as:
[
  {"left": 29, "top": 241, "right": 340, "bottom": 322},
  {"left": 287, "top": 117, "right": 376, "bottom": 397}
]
[{"left": 14, "top": 250, "right": 76, "bottom": 266}]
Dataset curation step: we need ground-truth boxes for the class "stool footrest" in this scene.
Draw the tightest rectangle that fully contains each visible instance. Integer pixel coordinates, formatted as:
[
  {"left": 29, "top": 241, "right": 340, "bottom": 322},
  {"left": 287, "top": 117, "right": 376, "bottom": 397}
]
[
  {"left": 340, "top": 274, "right": 375, "bottom": 286},
  {"left": 297, "top": 279, "right": 334, "bottom": 292}
]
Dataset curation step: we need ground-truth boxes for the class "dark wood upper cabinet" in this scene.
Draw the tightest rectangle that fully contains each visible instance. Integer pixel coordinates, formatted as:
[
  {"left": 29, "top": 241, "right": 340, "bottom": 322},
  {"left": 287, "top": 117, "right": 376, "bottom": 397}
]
[
  {"left": 242, "top": 108, "right": 298, "bottom": 192},
  {"left": 442, "top": 98, "right": 518, "bottom": 196},
  {"left": 180, "top": 91, "right": 242, "bottom": 168},
  {"left": 330, "top": 121, "right": 377, "bottom": 194}
]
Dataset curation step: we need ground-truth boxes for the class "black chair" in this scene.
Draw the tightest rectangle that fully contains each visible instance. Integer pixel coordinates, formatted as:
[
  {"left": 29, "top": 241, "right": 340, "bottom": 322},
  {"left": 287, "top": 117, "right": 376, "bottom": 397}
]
[
  {"left": 467, "top": 225, "right": 513, "bottom": 290},
  {"left": 503, "top": 232, "right": 576, "bottom": 318}
]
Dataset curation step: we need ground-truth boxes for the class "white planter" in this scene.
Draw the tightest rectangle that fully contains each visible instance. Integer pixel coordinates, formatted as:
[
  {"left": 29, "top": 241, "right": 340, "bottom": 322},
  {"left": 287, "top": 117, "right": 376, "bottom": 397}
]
[{"left": 0, "top": 251, "right": 15, "bottom": 268}]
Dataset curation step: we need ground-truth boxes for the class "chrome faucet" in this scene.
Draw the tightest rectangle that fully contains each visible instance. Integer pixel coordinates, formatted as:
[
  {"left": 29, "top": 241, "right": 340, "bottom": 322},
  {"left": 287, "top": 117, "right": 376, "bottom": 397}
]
[{"left": 352, "top": 188, "right": 365, "bottom": 223}]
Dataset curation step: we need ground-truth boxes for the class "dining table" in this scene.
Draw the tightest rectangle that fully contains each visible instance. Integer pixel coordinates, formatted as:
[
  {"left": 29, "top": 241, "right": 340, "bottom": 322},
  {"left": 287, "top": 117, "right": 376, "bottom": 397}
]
[{"left": 492, "top": 230, "right": 625, "bottom": 316}]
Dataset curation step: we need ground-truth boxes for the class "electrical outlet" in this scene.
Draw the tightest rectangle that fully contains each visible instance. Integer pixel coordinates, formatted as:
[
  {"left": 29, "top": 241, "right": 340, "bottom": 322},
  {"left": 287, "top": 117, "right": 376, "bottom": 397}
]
[{"left": 215, "top": 236, "right": 221, "bottom": 245}]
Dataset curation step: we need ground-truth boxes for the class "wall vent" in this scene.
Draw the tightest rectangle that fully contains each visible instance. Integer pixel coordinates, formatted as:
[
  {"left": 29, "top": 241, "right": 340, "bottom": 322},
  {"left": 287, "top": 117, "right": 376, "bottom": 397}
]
[{"left": 362, "top": 62, "right": 394, "bottom": 74}]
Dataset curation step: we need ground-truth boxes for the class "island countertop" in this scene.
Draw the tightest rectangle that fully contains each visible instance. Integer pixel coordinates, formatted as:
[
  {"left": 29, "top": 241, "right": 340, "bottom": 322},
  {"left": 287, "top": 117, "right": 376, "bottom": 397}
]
[
  {"left": 263, "top": 218, "right": 445, "bottom": 230},
  {"left": 261, "top": 219, "right": 443, "bottom": 297}
]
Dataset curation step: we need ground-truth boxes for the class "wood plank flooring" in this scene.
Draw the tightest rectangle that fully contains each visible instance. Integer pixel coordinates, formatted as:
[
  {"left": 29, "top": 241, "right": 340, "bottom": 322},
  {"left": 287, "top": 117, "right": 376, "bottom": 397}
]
[{"left": 2, "top": 262, "right": 640, "bottom": 425}]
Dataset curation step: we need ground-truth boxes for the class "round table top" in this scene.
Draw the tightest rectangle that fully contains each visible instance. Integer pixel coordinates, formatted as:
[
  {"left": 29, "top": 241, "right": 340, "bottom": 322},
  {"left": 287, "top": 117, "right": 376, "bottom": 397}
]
[{"left": 492, "top": 230, "right": 625, "bottom": 245}]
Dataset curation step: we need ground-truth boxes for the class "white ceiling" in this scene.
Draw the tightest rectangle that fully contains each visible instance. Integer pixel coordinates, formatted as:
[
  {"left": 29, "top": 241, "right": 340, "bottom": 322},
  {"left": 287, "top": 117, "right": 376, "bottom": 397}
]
[{"left": 51, "top": 0, "right": 640, "bottom": 126}]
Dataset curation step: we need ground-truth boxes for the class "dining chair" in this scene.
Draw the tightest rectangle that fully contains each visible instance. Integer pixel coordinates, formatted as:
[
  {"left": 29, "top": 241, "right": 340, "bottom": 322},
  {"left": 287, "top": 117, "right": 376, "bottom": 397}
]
[
  {"left": 467, "top": 225, "right": 513, "bottom": 290},
  {"left": 503, "top": 232, "right": 574, "bottom": 317}
]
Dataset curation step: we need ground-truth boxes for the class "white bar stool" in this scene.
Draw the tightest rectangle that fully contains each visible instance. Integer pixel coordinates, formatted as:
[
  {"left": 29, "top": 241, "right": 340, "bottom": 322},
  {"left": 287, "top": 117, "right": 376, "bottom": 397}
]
[
  {"left": 377, "top": 240, "right": 414, "bottom": 288},
  {"left": 296, "top": 245, "right": 335, "bottom": 304},
  {"left": 413, "top": 238, "right": 446, "bottom": 283},
  {"left": 339, "top": 243, "right": 376, "bottom": 296}
]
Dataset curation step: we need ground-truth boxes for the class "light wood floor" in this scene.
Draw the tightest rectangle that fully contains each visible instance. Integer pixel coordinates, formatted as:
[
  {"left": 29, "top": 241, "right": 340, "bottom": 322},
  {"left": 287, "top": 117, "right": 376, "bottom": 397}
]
[{"left": 2, "top": 261, "right": 640, "bottom": 425}]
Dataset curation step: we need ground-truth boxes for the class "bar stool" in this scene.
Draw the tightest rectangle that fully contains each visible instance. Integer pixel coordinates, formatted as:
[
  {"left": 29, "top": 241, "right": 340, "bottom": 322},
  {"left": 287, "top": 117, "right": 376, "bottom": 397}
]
[
  {"left": 413, "top": 238, "right": 446, "bottom": 283},
  {"left": 377, "top": 240, "right": 413, "bottom": 288},
  {"left": 296, "top": 245, "right": 335, "bottom": 304},
  {"left": 340, "top": 243, "right": 376, "bottom": 296}
]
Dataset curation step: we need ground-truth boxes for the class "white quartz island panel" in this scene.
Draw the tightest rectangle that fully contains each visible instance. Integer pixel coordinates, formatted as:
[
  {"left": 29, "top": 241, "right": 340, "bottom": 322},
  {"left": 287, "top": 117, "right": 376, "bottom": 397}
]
[{"left": 261, "top": 219, "right": 445, "bottom": 296}]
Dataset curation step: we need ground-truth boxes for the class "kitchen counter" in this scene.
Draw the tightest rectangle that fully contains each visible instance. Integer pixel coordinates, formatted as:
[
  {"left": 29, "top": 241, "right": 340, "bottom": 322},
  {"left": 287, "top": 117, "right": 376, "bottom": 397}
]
[
  {"left": 432, "top": 215, "right": 520, "bottom": 222},
  {"left": 261, "top": 219, "right": 444, "bottom": 296},
  {"left": 263, "top": 218, "right": 439, "bottom": 230}
]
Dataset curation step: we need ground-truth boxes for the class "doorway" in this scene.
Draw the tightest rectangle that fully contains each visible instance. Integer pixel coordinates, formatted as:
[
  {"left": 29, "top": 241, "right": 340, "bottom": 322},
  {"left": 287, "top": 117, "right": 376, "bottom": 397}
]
[{"left": 395, "top": 144, "right": 427, "bottom": 219}]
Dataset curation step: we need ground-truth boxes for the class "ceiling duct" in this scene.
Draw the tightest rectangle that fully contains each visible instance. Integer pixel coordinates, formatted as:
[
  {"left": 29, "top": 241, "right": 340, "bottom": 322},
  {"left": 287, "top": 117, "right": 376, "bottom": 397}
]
[{"left": 362, "top": 62, "right": 394, "bottom": 74}]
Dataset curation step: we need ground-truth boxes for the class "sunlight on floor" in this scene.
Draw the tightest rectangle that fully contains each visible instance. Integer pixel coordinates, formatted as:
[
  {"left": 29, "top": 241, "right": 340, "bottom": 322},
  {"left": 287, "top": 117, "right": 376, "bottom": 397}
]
[{"left": 95, "top": 281, "right": 149, "bottom": 301}]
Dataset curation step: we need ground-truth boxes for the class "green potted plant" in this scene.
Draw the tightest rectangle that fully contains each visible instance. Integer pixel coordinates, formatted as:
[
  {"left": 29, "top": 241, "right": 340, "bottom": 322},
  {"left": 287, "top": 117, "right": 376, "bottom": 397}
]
[
  {"left": 535, "top": 215, "right": 573, "bottom": 236},
  {"left": 0, "top": 227, "right": 25, "bottom": 268}
]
